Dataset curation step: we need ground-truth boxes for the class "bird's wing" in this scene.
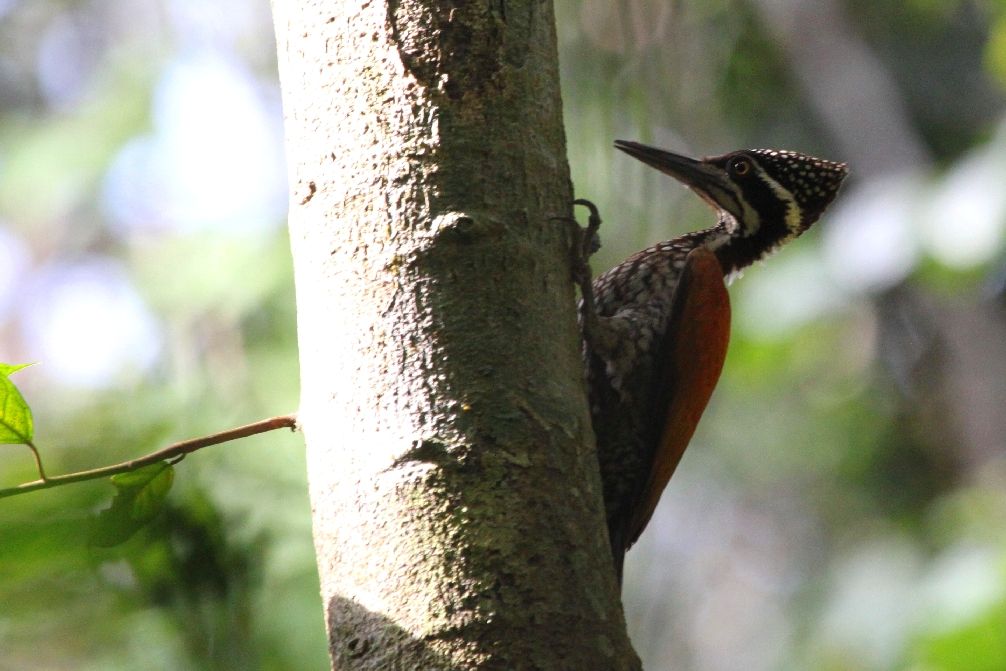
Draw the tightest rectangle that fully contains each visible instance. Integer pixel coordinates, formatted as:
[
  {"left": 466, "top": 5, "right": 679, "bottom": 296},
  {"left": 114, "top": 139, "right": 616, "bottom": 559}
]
[{"left": 624, "top": 247, "right": 731, "bottom": 548}]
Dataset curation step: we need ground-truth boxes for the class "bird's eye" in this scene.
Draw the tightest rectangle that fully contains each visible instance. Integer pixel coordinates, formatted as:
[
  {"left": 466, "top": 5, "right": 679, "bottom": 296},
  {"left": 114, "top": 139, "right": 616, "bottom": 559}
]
[{"left": 729, "top": 157, "right": 752, "bottom": 176}]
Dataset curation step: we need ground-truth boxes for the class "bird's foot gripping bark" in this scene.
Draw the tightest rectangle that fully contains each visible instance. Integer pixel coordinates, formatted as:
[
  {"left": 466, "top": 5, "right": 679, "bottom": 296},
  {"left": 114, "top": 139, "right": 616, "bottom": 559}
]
[
  {"left": 572, "top": 198, "right": 602, "bottom": 258},
  {"left": 567, "top": 198, "right": 603, "bottom": 350}
]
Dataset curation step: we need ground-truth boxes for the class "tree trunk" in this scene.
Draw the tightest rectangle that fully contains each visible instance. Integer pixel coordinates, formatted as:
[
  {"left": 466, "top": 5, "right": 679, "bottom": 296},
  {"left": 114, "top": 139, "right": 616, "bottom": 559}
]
[{"left": 271, "top": 1, "right": 640, "bottom": 669}]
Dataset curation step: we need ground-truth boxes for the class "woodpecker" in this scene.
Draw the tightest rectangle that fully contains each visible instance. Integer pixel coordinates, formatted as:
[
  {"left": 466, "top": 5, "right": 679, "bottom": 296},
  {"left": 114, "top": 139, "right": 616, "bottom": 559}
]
[{"left": 581, "top": 140, "right": 848, "bottom": 582}]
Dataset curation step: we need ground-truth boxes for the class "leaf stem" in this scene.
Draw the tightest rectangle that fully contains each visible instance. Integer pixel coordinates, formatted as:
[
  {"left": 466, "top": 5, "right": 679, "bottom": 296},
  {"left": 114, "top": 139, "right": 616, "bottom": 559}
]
[
  {"left": 0, "top": 414, "right": 298, "bottom": 500},
  {"left": 25, "top": 440, "right": 46, "bottom": 482}
]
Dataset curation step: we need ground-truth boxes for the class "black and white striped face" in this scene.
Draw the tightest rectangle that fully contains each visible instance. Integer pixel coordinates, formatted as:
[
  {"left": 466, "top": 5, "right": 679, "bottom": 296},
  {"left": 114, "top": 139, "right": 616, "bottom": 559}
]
[
  {"left": 613, "top": 141, "right": 848, "bottom": 245},
  {"left": 703, "top": 149, "right": 849, "bottom": 240}
]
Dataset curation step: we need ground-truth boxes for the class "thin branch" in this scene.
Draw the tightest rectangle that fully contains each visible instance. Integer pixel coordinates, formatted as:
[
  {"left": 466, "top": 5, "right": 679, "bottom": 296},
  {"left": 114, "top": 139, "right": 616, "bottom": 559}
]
[{"left": 0, "top": 413, "right": 298, "bottom": 500}]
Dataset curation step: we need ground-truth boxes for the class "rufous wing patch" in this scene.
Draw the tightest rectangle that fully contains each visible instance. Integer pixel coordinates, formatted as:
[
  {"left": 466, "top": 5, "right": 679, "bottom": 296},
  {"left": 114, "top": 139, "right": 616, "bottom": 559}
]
[{"left": 625, "top": 247, "right": 731, "bottom": 546}]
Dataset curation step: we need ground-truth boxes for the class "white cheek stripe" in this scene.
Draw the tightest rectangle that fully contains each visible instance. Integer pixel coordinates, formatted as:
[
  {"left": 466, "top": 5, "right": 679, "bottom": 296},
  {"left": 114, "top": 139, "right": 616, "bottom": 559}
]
[
  {"left": 756, "top": 171, "right": 802, "bottom": 239},
  {"left": 717, "top": 181, "right": 761, "bottom": 237}
]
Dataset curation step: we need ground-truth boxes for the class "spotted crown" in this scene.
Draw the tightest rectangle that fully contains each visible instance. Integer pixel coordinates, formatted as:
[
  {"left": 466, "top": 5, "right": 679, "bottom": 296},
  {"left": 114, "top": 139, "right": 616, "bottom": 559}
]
[{"left": 748, "top": 149, "right": 849, "bottom": 222}]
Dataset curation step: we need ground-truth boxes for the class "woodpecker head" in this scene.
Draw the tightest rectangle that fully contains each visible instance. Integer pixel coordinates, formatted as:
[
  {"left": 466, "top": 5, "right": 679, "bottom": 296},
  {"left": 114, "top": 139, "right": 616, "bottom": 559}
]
[{"left": 614, "top": 140, "right": 848, "bottom": 254}]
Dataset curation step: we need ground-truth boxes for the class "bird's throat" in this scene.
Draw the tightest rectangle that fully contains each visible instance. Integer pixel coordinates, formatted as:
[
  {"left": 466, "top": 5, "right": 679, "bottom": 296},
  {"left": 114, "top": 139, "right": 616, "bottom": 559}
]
[{"left": 709, "top": 217, "right": 792, "bottom": 276}]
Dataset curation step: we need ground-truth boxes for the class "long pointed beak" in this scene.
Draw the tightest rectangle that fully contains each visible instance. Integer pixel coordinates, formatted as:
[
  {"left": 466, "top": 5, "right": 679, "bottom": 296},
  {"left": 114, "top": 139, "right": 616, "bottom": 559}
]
[{"left": 613, "top": 140, "right": 735, "bottom": 213}]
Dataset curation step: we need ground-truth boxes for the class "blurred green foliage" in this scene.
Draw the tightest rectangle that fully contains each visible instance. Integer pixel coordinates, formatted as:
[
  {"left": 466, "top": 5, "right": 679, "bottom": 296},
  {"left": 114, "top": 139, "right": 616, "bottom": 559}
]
[{"left": 0, "top": 0, "right": 1005, "bottom": 669}]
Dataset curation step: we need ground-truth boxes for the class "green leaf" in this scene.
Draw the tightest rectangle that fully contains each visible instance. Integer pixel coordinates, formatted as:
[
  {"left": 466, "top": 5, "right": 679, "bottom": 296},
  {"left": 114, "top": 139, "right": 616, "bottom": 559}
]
[
  {"left": 0, "top": 363, "right": 33, "bottom": 376},
  {"left": 0, "top": 363, "right": 35, "bottom": 444},
  {"left": 90, "top": 462, "right": 175, "bottom": 547},
  {"left": 110, "top": 462, "right": 172, "bottom": 491}
]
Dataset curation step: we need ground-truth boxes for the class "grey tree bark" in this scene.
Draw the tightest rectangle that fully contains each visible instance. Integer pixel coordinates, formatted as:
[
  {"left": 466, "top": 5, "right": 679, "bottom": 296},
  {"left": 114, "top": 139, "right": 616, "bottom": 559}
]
[{"left": 272, "top": 1, "right": 640, "bottom": 668}]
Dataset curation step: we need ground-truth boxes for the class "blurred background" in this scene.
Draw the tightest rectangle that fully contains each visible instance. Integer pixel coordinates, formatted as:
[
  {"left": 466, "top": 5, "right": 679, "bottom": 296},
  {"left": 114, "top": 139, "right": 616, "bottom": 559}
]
[{"left": 0, "top": 0, "right": 1004, "bottom": 669}]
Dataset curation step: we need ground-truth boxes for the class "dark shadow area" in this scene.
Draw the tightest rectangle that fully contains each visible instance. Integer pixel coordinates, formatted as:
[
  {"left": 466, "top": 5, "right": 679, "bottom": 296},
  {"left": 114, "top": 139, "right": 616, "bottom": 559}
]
[{"left": 326, "top": 594, "right": 454, "bottom": 671}]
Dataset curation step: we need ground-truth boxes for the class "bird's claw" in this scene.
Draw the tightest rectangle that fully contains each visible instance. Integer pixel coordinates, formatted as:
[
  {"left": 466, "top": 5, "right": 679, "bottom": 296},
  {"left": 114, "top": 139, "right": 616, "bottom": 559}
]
[
  {"left": 572, "top": 199, "right": 602, "bottom": 257},
  {"left": 565, "top": 198, "right": 602, "bottom": 293},
  {"left": 562, "top": 199, "right": 605, "bottom": 364}
]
